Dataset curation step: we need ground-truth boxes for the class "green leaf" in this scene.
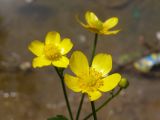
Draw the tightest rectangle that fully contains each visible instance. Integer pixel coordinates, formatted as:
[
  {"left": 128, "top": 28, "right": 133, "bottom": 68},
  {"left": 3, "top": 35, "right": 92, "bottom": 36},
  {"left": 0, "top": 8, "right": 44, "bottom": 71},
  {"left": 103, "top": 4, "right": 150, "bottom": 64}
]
[{"left": 47, "top": 115, "right": 68, "bottom": 120}]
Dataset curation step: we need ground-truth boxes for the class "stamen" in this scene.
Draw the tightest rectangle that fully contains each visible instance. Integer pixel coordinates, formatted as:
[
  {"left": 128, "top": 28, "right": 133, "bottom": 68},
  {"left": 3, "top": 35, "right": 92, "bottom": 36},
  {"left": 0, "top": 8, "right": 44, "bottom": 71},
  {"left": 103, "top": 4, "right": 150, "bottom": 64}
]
[
  {"left": 78, "top": 68, "right": 103, "bottom": 93},
  {"left": 44, "top": 44, "right": 61, "bottom": 61}
]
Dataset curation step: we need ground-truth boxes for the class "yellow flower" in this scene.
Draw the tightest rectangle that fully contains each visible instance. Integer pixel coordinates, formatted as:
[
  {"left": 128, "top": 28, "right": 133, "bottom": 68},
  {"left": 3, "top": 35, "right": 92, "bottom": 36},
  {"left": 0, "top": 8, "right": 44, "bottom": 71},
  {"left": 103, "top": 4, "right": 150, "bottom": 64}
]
[
  {"left": 28, "top": 31, "right": 73, "bottom": 68},
  {"left": 64, "top": 51, "right": 121, "bottom": 101},
  {"left": 77, "top": 11, "right": 120, "bottom": 35}
]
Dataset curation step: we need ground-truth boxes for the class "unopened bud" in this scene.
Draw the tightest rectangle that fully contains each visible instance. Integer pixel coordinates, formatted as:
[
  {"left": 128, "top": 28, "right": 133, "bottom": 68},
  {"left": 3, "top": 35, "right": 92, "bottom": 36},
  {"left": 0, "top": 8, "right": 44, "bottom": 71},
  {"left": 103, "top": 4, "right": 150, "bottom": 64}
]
[{"left": 119, "top": 78, "right": 129, "bottom": 89}]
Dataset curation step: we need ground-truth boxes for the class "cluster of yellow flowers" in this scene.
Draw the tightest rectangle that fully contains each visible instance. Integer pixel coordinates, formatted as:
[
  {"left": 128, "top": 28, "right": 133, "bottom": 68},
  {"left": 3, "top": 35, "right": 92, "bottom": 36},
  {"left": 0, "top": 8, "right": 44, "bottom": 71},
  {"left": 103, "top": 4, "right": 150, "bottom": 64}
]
[{"left": 28, "top": 11, "right": 122, "bottom": 101}]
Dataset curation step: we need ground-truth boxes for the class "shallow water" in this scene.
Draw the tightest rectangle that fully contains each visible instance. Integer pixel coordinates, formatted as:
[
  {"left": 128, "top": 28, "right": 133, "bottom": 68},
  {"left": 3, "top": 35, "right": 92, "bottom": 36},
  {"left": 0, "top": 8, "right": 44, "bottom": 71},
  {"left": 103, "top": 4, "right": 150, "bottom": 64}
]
[{"left": 0, "top": 0, "right": 160, "bottom": 120}]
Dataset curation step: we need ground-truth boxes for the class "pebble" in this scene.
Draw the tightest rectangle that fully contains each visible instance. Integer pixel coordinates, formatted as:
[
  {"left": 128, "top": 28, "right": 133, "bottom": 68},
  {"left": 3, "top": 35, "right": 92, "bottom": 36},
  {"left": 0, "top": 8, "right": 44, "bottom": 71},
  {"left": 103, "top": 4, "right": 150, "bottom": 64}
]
[
  {"left": 3, "top": 92, "right": 9, "bottom": 98},
  {"left": 78, "top": 34, "right": 86, "bottom": 43},
  {"left": 19, "top": 61, "right": 31, "bottom": 71},
  {"left": 10, "top": 92, "right": 18, "bottom": 98},
  {"left": 156, "top": 31, "right": 160, "bottom": 41}
]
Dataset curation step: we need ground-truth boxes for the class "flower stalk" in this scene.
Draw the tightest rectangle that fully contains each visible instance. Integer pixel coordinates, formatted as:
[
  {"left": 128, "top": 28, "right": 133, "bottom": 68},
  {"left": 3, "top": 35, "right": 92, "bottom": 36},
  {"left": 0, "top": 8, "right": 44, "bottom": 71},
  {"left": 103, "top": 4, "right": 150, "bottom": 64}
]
[
  {"left": 90, "top": 33, "right": 98, "bottom": 66},
  {"left": 89, "top": 33, "right": 99, "bottom": 119},
  {"left": 76, "top": 94, "right": 85, "bottom": 120},
  {"left": 83, "top": 88, "right": 122, "bottom": 120},
  {"left": 91, "top": 101, "right": 97, "bottom": 120},
  {"left": 75, "top": 33, "right": 99, "bottom": 120},
  {"left": 54, "top": 67, "right": 73, "bottom": 120}
]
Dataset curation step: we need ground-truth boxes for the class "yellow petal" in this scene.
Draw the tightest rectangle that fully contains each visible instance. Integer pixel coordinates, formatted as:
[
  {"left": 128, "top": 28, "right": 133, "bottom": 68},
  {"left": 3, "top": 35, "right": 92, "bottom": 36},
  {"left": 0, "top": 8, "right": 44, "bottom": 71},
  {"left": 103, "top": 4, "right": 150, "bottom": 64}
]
[
  {"left": 85, "top": 11, "right": 103, "bottom": 30},
  {"left": 45, "top": 31, "right": 60, "bottom": 45},
  {"left": 91, "top": 53, "right": 112, "bottom": 76},
  {"left": 32, "top": 56, "right": 51, "bottom": 68},
  {"left": 64, "top": 74, "right": 81, "bottom": 92},
  {"left": 85, "top": 11, "right": 98, "bottom": 26},
  {"left": 70, "top": 51, "right": 89, "bottom": 77},
  {"left": 28, "top": 40, "right": 44, "bottom": 56},
  {"left": 103, "top": 17, "right": 118, "bottom": 29},
  {"left": 99, "top": 73, "right": 121, "bottom": 92},
  {"left": 77, "top": 13, "right": 102, "bottom": 33},
  {"left": 76, "top": 15, "right": 89, "bottom": 28},
  {"left": 52, "top": 56, "right": 69, "bottom": 68},
  {"left": 102, "top": 30, "right": 120, "bottom": 35},
  {"left": 87, "top": 90, "right": 102, "bottom": 101},
  {"left": 77, "top": 17, "right": 99, "bottom": 33},
  {"left": 59, "top": 38, "right": 73, "bottom": 55}
]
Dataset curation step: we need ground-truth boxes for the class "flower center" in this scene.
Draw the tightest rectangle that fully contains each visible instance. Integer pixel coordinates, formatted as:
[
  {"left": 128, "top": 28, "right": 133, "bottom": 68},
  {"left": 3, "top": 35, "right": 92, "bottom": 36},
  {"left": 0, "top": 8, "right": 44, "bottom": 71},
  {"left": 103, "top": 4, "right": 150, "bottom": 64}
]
[
  {"left": 90, "top": 21, "right": 103, "bottom": 31},
  {"left": 79, "top": 68, "right": 103, "bottom": 93},
  {"left": 44, "top": 44, "right": 61, "bottom": 61}
]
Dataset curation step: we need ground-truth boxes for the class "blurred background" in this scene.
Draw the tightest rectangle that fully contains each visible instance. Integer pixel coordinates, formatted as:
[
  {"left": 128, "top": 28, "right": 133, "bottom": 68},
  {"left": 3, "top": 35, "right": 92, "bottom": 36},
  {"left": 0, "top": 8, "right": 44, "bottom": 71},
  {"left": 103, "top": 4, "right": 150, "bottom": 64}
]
[{"left": 0, "top": 0, "right": 160, "bottom": 120}]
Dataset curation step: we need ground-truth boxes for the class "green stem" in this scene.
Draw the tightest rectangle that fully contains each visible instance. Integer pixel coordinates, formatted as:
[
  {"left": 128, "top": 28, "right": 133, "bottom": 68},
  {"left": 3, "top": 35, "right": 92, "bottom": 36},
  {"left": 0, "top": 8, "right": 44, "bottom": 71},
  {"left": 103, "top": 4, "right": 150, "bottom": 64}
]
[
  {"left": 83, "top": 88, "right": 122, "bottom": 120},
  {"left": 54, "top": 67, "right": 73, "bottom": 120},
  {"left": 91, "top": 101, "right": 97, "bottom": 120},
  {"left": 90, "top": 33, "right": 98, "bottom": 66},
  {"left": 75, "top": 33, "right": 99, "bottom": 120},
  {"left": 89, "top": 33, "right": 98, "bottom": 119},
  {"left": 76, "top": 94, "right": 85, "bottom": 120}
]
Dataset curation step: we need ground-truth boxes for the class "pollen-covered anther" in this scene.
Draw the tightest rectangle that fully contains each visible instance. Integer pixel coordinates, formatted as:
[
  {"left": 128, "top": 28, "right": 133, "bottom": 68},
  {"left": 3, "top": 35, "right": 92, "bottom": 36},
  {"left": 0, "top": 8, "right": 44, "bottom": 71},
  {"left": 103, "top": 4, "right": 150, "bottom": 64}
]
[
  {"left": 79, "top": 68, "right": 104, "bottom": 92},
  {"left": 89, "top": 68, "right": 102, "bottom": 79},
  {"left": 44, "top": 44, "right": 61, "bottom": 61}
]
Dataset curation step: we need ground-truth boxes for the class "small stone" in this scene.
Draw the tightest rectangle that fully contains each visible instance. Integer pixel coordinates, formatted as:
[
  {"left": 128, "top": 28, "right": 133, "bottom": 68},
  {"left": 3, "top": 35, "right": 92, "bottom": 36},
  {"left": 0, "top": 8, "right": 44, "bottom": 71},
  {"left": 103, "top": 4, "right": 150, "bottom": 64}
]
[
  {"left": 19, "top": 61, "right": 31, "bottom": 71},
  {"left": 3, "top": 92, "right": 9, "bottom": 98},
  {"left": 156, "top": 31, "right": 160, "bottom": 41},
  {"left": 10, "top": 92, "right": 17, "bottom": 97},
  {"left": 79, "top": 34, "right": 86, "bottom": 43}
]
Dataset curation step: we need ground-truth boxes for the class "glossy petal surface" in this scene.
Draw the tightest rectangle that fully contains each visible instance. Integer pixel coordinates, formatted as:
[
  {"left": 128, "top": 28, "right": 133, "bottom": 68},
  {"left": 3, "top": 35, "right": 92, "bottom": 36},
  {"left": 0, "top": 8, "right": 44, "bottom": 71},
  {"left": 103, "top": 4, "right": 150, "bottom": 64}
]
[
  {"left": 45, "top": 31, "right": 60, "bottom": 45},
  {"left": 88, "top": 91, "right": 102, "bottom": 101},
  {"left": 64, "top": 74, "right": 81, "bottom": 92},
  {"left": 99, "top": 73, "right": 121, "bottom": 92},
  {"left": 92, "top": 53, "right": 112, "bottom": 76},
  {"left": 28, "top": 40, "right": 44, "bottom": 56},
  {"left": 59, "top": 38, "right": 73, "bottom": 55},
  {"left": 32, "top": 56, "right": 51, "bottom": 68},
  {"left": 70, "top": 51, "right": 89, "bottom": 77},
  {"left": 52, "top": 56, "right": 69, "bottom": 68},
  {"left": 103, "top": 17, "right": 119, "bottom": 29}
]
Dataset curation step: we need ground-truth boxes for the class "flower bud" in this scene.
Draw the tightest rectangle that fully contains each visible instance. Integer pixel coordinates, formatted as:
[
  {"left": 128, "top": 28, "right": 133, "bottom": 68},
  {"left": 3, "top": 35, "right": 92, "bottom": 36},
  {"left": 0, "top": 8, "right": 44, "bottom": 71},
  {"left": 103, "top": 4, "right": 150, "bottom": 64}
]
[{"left": 118, "top": 78, "right": 129, "bottom": 89}]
